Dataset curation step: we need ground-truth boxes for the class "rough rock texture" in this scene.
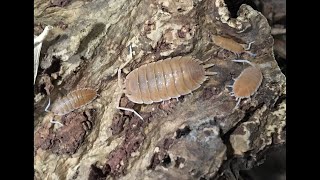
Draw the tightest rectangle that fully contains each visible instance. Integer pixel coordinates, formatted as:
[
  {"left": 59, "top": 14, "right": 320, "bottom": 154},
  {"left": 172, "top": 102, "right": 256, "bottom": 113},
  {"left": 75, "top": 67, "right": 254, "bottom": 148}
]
[
  {"left": 253, "top": 0, "right": 286, "bottom": 76},
  {"left": 34, "top": 0, "right": 286, "bottom": 179}
]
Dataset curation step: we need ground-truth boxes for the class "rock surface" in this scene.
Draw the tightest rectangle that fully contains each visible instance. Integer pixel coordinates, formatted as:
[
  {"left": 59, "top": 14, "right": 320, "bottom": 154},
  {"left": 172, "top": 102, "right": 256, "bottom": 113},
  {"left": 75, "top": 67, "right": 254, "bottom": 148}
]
[{"left": 34, "top": 0, "right": 286, "bottom": 179}]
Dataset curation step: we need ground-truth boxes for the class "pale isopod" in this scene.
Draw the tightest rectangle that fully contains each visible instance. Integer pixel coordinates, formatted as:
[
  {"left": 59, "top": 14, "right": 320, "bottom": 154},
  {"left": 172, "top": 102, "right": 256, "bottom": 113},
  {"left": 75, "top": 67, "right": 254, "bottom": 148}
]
[
  {"left": 211, "top": 35, "right": 256, "bottom": 57},
  {"left": 229, "top": 59, "right": 263, "bottom": 108},
  {"left": 45, "top": 88, "right": 98, "bottom": 126},
  {"left": 117, "top": 50, "right": 217, "bottom": 120}
]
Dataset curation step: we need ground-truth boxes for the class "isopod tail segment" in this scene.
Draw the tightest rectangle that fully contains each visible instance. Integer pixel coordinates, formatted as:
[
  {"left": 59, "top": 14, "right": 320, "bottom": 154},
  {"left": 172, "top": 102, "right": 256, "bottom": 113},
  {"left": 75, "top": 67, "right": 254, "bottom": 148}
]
[
  {"left": 44, "top": 98, "right": 64, "bottom": 127},
  {"left": 228, "top": 59, "right": 263, "bottom": 111}
]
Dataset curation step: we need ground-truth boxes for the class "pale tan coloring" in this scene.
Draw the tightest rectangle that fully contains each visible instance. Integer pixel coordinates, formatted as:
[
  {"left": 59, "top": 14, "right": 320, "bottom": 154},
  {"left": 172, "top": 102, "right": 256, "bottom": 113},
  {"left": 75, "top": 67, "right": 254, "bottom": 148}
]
[
  {"left": 229, "top": 60, "right": 263, "bottom": 108},
  {"left": 45, "top": 88, "right": 98, "bottom": 126},
  {"left": 211, "top": 35, "right": 256, "bottom": 57},
  {"left": 117, "top": 48, "right": 217, "bottom": 120}
]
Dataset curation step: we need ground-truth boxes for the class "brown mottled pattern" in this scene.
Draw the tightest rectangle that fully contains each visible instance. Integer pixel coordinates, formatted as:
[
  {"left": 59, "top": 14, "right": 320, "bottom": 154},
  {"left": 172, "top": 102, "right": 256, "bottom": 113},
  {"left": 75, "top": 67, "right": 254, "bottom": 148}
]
[
  {"left": 51, "top": 88, "right": 97, "bottom": 115},
  {"left": 233, "top": 66, "right": 263, "bottom": 98},
  {"left": 124, "top": 56, "right": 207, "bottom": 104}
]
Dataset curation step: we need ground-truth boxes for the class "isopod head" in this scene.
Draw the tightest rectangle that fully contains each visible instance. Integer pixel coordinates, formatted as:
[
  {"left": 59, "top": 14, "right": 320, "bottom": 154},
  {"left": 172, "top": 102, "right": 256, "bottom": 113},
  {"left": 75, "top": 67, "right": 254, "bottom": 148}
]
[{"left": 124, "top": 69, "right": 143, "bottom": 104}]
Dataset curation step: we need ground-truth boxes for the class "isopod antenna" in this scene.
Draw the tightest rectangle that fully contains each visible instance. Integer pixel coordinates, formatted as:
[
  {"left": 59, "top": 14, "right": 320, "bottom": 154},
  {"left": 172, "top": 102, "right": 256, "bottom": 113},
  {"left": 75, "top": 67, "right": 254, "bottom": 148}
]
[
  {"left": 44, "top": 98, "right": 64, "bottom": 126},
  {"left": 231, "top": 59, "right": 254, "bottom": 66},
  {"left": 116, "top": 44, "right": 144, "bottom": 120}
]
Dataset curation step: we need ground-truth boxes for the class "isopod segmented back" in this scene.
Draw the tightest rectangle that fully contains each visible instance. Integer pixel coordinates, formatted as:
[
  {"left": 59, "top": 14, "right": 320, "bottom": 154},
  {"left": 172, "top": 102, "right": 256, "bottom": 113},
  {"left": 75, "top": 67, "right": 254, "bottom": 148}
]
[
  {"left": 232, "top": 65, "right": 263, "bottom": 98},
  {"left": 51, "top": 88, "right": 97, "bottom": 115},
  {"left": 124, "top": 56, "right": 208, "bottom": 104},
  {"left": 230, "top": 60, "right": 263, "bottom": 100},
  {"left": 212, "top": 35, "right": 245, "bottom": 54}
]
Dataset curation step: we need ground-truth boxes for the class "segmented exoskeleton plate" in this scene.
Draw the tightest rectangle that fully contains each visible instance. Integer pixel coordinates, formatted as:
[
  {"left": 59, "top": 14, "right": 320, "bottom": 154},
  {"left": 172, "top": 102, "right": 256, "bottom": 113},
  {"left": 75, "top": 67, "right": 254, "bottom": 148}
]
[{"left": 51, "top": 88, "right": 98, "bottom": 116}]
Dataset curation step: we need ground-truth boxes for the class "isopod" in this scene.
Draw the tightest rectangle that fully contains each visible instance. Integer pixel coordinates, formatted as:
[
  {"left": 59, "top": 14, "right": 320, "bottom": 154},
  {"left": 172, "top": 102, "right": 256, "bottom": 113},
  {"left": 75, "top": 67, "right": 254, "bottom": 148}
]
[
  {"left": 211, "top": 35, "right": 256, "bottom": 57},
  {"left": 45, "top": 88, "right": 98, "bottom": 126},
  {"left": 125, "top": 56, "right": 217, "bottom": 103},
  {"left": 117, "top": 51, "right": 217, "bottom": 120},
  {"left": 229, "top": 59, "right": 263, "bottom": 108}
]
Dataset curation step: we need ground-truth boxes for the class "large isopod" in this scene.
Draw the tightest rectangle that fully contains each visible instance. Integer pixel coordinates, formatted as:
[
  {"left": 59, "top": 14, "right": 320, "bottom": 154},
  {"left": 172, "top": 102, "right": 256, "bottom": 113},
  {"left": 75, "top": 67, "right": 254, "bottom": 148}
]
[
  {"left": 45, "top": 88, "right": 98, "bottom": 126},
  {"left": 229, "top": 59, "right": 263, "bottom": 109},
  {"left": 117, "top": 55, "right": 217, "bottom": 120}
]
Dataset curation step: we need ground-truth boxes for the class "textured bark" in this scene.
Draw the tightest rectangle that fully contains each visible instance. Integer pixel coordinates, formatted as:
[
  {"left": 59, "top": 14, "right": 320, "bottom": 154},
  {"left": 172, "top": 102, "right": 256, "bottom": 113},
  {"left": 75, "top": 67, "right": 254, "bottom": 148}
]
[{"left": 34, "top": 0, "right": 286, "bottom": 179}]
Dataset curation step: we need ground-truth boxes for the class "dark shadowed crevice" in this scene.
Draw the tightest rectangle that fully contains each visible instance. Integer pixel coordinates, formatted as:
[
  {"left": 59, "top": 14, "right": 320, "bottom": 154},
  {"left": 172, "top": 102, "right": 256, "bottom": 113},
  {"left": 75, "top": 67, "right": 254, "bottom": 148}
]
[
  {"left": 88, "top": 164, "right": 107, "bottom": 180},
  {"left": 161, "top": 154, "right": 172, "bottom": 167},
  {"left": 239, "top": 144, "right": 286, "bottom": 180},
  {"left": 44, "top": 57, "right": 61, "bottom": 74},
  {"left": 174, "top": 157, "right": 185, "bottom": 168},
  {"left": 274, "top": 55, "right": 286, "bottom": 76},
  {"left": 147, "top": 153, "right": 160, "bottom": 170},
  {"left": 221, "top": 104, "right": 263, "bottom": 158},
  {"left": 176, "top": 126, "right": 192, "bottom": 139},
  {"left": 224, "top": 0, "right": 258, "bottom": 18}
]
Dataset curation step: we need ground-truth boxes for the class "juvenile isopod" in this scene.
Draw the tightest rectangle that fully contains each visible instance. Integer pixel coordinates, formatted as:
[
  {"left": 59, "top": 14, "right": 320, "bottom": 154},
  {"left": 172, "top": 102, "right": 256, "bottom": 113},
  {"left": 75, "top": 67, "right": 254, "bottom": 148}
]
[
  {"left": 211, "top": 35, "right": 256, "bottom": 57},
  {"left": 45, "top": 88, "right": 98, "bottom": 126},
  {"left": 228, "top": 59, "right": 263, "bottom": 108},
  {"left": 117, "top": 49, "right": 217, "bottom": 120}
]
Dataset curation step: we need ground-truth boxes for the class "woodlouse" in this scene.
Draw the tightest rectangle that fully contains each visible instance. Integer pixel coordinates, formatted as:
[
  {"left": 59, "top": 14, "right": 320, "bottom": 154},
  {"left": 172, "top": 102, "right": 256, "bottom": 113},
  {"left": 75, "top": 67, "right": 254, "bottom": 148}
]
[
  {"left": 229, "top": 59, "right": 263, "bottom": 108},
  {"left": 117, "top": 53, "right": 217, "bottom": 120},
  {"left": 211, "top": 35, "right": 256, "bottom": 57},
  {"left": 45, "top": 88, "right": 98, "bottom": 126}
]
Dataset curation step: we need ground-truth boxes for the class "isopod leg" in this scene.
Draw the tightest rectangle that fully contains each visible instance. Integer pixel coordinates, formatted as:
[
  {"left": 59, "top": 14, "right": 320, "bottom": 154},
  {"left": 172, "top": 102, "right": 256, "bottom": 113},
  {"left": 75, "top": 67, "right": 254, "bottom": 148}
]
[
  {"left": 201, "top": 57, "right": 210, "bottom": 63},
  {"left": 244, "top": 51, "right": 257, "bottom": 57},
  {"left": 198, "top": 56, "right": 214, "bottom": 64},
  {"left": 203, "top": 63, "right": 215, "bottom": 69},
  {"left": 204, "top": 63, "right": 218, "bottom": 76},
  {"left": 205, "top": 72, "right": 218, "bottom": 76},
  {"left": 232, "top": 59, "right": 254, "bottom": 66},
  {"left": 233, "top": 98, "right": 242, "bottom": 110},
  {"left": 116, "top": 95, "right": 143, "bottom": 120},
  {"left": 234, "top": 53, "right": 240, "bottom": 59}
]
